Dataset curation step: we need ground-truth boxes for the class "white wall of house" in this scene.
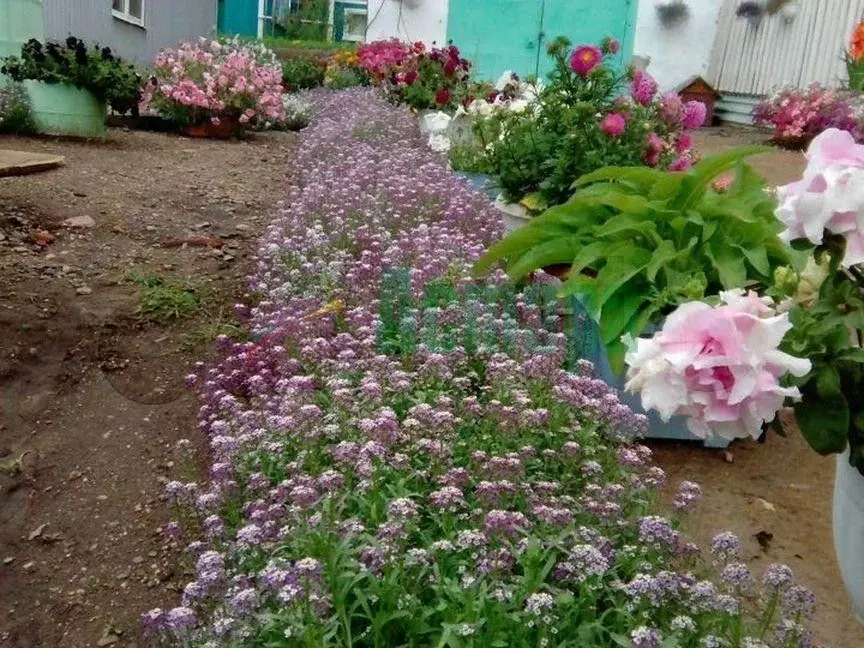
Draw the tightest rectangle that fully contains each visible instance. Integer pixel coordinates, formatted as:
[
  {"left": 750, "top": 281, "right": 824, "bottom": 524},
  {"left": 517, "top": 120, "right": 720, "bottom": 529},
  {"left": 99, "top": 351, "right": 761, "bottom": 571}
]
[
  {"left": 365, "top": 0, "right": 448, "bottom": 46},
  {"left": 633, "top": 0, "right": 723, "bottom": 91}
]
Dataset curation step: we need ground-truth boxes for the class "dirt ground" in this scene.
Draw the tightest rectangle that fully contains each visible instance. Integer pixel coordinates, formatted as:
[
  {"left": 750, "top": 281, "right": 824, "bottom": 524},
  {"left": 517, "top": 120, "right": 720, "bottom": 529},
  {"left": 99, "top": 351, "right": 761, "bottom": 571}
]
[
  {"left": 0, "top": 128, "right": 296, "bottom": 647},
  {"left": 0, "top": 124, "right": 859, "bottom": 648}
]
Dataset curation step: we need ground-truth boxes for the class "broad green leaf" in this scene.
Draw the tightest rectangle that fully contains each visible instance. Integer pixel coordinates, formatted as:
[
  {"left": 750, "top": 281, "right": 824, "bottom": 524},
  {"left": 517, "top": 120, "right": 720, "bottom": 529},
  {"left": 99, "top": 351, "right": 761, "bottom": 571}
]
[
  {"left": 571, "top": 166, "right": 663, "bottom": 191},
  {"left": 738, "top": 244, "right": 771, "bottom": 276},
  {"left": 794, "top": 388, "right": 849, "bottom": 455},
  {"left": 592, "top": 248, "right": 653, "bottom": 313},
  {"left": 599, "top": 282, "right": 646, "bottom": 344},
  {"left": 646, "top": 239, "right": 677, "bottom": 281},
  {"left": 711, "top": 243, "right": 747, "bottom": 289},
  {"left": 674, "top": 146, "right": 771, "bottom": 211},
  {"left": 594, "top": 212, "right": 659, "bottom": 241},
  {"left": 507, "top": 236, "right": 580, "bottom": 280},
  {"left": 575, "top": 192, "right": 650, "bottom": 214}
]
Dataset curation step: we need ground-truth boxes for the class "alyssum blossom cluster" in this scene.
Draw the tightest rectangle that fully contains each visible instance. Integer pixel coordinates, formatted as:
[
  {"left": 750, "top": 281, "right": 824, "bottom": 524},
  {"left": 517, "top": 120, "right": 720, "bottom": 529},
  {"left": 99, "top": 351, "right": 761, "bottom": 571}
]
[
  {"left": 144, "top": 89, "right": 815, "bottom": 648},
  {"left": 142, "top": 38, "right": 285, "bottom": 128}
]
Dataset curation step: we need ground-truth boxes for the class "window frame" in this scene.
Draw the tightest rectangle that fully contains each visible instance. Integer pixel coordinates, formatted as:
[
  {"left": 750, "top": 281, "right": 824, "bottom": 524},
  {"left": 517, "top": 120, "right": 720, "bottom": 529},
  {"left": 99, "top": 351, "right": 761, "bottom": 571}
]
[{"left": 111, "top": 0, "right": 146, "bottom": 28}]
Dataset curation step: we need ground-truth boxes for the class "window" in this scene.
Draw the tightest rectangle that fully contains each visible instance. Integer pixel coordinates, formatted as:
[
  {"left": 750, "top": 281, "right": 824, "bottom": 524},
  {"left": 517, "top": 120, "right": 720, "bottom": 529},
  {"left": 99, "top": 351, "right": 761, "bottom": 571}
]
[{"left": 112, "top": 0, "right": 144, "bottom": 27}]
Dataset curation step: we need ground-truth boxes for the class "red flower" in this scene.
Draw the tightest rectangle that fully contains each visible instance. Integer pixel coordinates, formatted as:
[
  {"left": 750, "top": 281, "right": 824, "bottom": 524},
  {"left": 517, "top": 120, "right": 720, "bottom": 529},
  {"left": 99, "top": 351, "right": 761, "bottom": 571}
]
[
  {"left": 443, "top": 59, "right": 457, "bottom": 76},
  {"left": 435, "top": 89, "right": 451, "bottom": 105},
  {"left": 404, "top": 70, "right": 417, "bottom": 85}
]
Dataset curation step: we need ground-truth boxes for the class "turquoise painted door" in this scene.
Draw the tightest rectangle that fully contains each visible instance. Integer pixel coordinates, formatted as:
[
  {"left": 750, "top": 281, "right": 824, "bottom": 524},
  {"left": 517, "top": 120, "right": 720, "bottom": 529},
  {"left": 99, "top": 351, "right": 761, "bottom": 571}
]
[
  {"left": 217, "top": 0, "right": 258, "bottom": 36},
  {"left": 447, "top": 0, "right": 635, "bottom": 82}
]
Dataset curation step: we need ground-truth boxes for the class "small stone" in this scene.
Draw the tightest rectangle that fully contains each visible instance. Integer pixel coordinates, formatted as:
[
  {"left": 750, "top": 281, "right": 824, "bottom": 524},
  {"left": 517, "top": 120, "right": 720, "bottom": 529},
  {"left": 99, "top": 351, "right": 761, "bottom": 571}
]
[
  {"left": 63, "top": 215, "right": 96, "bottom": 229},
  {"left": 97, "top": 632, "right": 119, "bottom": 646},
  {"left": 72, "top": 191, "right": 87, "bottom": 198},
  {"left": 234, "top": 223, "right": 250, "bottom": 231},
  {"left": 76, "top": 286, "right": 93, "bottom": 296},
  {"left": 28, "top": 523, "right": 48, "bottom": 541},
  {"left": 723, "top": 451, "right": 734, "bottom": 463},
  {"left": 0, "top": 230, "right": 6, "bottom": 241},
  {"left": 132, "top": 556, "right": 144, "bottom": 564},
  {"left": 32, "top": 230, "right": 54, "bottom": 246},
  {"left": 145, "top": 225, "right": 157, "bottom": 232},
  {"left": 68, "top": 470, "right": 83, "bottom": 481},
  {"left": 22, "top": 562, "right": 35, "bottom": 572},
  {"left": 3, "top": 557, "right": 14, "bottom": 565},
  {"left": 195, "top": 222, "right": 211, "bottom": 229}
]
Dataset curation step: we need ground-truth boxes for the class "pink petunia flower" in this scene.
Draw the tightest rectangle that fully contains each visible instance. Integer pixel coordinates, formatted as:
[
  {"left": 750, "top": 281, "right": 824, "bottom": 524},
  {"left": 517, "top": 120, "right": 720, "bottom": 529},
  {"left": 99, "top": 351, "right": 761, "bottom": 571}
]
[{"left": 625, "top": 290, "right": 811, "bottom": 440}]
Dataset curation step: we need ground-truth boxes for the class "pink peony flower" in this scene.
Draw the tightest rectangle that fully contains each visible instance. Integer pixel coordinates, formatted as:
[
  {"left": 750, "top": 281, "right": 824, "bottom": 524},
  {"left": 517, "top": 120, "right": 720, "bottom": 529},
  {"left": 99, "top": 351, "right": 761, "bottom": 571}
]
[
  {"left": 675, "top": 133, "right": 693, "bottom": 154},
  {"left": 669, "top": 154, "right": 693, "bottom": 171},
  {"left": 625, "top": 290, "right": 811, "bottom": 440},
  {"left": 775, "top": 128, "right": 864, "bottom": 266},
  {"left": 643, "top": 132, "right": 665, "bottom": 167},
  {"left": 630, "top": 70, "right": 657, "bottom": 107},
  {"left": 570, "top": 45, "right": 603, "bottom": 76},
  {"left": 661, "top": 92, "right": 684, "bottom": 122},
  {"left": 682, "top": 100, "right": 708, "bottom": 128},
  {"left": 600, "top": 113, "right": 627, "bottom": 137}
]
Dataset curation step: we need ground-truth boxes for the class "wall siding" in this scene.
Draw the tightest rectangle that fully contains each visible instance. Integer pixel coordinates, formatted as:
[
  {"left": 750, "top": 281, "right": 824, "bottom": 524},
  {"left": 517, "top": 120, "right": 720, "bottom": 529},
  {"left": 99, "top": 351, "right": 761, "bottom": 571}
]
[
  {"left": 708, "top": 0, "right": 864, "bottom": 97},
  {"left": 44, "top": 0, "right": 218, "bottom": 65}
]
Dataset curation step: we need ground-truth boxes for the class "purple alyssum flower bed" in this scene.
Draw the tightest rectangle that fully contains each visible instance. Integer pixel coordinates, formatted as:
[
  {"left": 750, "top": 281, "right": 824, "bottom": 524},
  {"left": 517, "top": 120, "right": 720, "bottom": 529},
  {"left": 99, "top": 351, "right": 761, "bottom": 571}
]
[{"left": 145, "top": 89, "right": 815, "bottom": 648}]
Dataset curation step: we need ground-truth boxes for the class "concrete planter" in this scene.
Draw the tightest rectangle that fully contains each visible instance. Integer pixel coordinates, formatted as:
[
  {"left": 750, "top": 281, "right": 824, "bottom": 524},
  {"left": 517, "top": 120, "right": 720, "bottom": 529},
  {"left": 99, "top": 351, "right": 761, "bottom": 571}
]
[
  {"left": 494, "top": 197, "right": 532, "bottom": 233},
  {"left": 24, "top": 81, "right": 107, "bottom": 137},
  {"left": 834, "top": 449, "right": 864, "bottom": 624}
]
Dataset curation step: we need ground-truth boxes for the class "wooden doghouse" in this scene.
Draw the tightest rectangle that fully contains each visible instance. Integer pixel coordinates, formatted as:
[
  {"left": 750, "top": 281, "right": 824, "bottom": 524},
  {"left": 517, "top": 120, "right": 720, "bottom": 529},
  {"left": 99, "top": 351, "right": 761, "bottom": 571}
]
[{"left": 674, "top": 76, "right": 721, "bottom": 126}]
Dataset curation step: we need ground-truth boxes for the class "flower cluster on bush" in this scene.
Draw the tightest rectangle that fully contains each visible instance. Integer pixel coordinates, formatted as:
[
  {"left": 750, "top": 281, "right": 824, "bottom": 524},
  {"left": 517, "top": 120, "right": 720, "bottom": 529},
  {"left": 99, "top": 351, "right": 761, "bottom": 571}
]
[
  {"left": 470, "top": 36, "right": 705, "bottom": 207},
  {"left": 357, "top": 39, "right": 472, "bottom": 110},
  {"left": 323, "top": 50, "right": 369, "bottom": 90},
  {"left": 0, "top": 82, "right": 36, "bottom": 135},
  {"left": 1, "top": 37, "right": 141, "bottom": 113},
  {"left": 753, "top": 83, "right": 864, "bottom": 148},
  {"left": 143, "top": 89, "right": 814, "bottom": 648},
  {"left": 142, "top": 38, "right": 285, "bottom": 129}
]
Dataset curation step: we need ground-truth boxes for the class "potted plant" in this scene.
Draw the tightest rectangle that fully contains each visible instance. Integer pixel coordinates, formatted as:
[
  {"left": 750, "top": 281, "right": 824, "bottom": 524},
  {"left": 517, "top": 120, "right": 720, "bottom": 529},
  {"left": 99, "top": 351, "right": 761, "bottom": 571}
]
[
  {"left": 468, "top": 36, "right": 706, "bottom": 230},
  {"left": 141, "top": 38, "right": 285, "bottom": 138},
  {"left": 474, "top": 146, "right": 789, "bottom": 445},
  {"left": 1, "top": 37, "right": 140, "bottom": 137}
]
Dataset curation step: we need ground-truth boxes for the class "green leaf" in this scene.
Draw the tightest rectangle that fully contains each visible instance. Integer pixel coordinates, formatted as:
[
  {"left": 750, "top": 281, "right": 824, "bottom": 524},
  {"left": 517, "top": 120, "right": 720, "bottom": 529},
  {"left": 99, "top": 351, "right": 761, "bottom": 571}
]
[
  {"left": 575, "top": 192, "right": 650, "bottom": 214},
  {"left": 594, "top": 212, "right": 659, "bottom": 240},
  {"left": 794, "top": 387, "right": 849, "bottom": 455},
  {"left": 599, "top": 282, "right": 646, "bottom": 344},
  {"left": 507, "top": 236, "right": 580, "bottom": 281},
  {"left": 674, "top": 146, "right": 772, "bottom": 211},
  {"left": 571, "top": 166, "right": 663, "bottom": 191},
  {"left": 592, "top": 248, "right": 652, "bottom": 314},
  {"left": 711, "top": 243, "right": 747, "bottom": 289},
  {"left": 738, "top": 244, "right": 770, "bottom": 276},
  {"left": 646, "top": 239, "right": 677, "bottom": 281},
  {"left": 815, "top": 366, "right": 842, "bottom": 399}
]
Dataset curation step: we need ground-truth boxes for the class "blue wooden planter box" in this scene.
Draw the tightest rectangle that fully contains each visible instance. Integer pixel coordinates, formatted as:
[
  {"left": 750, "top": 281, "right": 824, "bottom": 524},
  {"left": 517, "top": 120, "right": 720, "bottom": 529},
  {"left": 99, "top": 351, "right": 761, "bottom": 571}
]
[{"left": 454, "top": 171, "right": 499, "bottom": 203}]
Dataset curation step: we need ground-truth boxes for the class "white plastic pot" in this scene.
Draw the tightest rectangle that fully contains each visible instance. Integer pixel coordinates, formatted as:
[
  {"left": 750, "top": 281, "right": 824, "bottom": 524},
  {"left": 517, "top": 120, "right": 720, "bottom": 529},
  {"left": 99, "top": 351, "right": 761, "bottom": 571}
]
[{"left": 834, "top": 449, "right": 864, "bottom": 624}]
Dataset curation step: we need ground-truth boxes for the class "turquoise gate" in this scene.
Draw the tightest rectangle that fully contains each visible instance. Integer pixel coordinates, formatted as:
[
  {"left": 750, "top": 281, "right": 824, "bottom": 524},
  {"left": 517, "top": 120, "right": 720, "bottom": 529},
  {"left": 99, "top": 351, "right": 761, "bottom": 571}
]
[{"left": 447, "top": 0, "right": 637, "bottom": 82}]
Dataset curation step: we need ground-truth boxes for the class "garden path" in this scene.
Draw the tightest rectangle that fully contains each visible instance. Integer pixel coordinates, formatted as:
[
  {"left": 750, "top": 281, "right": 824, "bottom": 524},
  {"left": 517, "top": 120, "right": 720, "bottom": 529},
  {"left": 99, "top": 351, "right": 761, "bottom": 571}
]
[{"left": 0, "top": 128, "right": 296, "bottom": 648}]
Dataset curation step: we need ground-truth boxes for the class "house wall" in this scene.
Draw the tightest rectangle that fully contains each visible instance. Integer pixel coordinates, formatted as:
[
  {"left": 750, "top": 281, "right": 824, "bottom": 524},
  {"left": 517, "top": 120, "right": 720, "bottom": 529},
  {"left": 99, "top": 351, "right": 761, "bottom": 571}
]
[
  {"left": 365, "top": 0, "right": 448, "bottom": 46},
  {"left": 633, "top": 0, "right": 723, "bottom": 91},
  {"left": 44, "top": 0, "right": 218, "bottom": 65}
]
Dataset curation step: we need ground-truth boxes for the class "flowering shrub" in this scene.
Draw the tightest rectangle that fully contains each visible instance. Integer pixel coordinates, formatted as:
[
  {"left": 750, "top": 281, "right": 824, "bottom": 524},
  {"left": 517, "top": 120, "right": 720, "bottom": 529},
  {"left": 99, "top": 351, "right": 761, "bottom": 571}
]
[
  {"left": 143, "top": 89, "right": 815, "bottom": 647},
  {"left": 753, "top": 83, "right": 864, "bottom": 147},
  {"left": 357, "top": 39, "right": 472, "bottom": 110},
  {"left": 0, "top": 82, "right": 36, "bottom": 134},
  {"left": 846, "top": 20, "right": 864, "bottom": 91},
  {"left": 323, "top": 49, "right": 369, "bottom": 90},
  {"left": 473, "top": 36, "right": 705, "bottom": 207},
  {"left": 142, "top": 38, "right": 285, "bottom": 129}
]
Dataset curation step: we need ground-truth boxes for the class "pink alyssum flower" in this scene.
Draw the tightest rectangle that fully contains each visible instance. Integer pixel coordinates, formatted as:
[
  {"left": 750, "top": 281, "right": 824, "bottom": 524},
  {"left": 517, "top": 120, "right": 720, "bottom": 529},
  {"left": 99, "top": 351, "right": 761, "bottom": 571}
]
[{"left": 624, "top": 290, "right": 811, "bottom": 440}]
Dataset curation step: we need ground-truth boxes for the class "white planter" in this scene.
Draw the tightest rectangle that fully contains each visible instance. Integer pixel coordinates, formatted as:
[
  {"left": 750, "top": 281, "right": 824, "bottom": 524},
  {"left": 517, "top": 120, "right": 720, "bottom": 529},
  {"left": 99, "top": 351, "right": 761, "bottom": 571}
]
[
  {"left": 494, "top": 197, "right": 531, "bottom": 232},
  {"left": 834, "top": 449, "right": 864, "bottom": 625}
]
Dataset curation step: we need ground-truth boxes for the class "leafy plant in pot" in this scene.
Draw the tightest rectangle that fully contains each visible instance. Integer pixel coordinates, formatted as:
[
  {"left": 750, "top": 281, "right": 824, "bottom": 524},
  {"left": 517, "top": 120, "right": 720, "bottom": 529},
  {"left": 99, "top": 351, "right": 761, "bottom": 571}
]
[{"left": 475, "top": 146, "right": 789, "bottom": 377}]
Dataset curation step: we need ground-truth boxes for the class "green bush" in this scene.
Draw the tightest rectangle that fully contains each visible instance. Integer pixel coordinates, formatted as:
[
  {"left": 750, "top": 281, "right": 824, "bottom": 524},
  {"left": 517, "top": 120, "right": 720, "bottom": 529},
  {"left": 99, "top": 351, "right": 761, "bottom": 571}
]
[
  {"left": 0, "top": 82, "right": 36, "bottom": 134},
  {"left": 281, "top": 56, "right": 325, "bottom": 91}
]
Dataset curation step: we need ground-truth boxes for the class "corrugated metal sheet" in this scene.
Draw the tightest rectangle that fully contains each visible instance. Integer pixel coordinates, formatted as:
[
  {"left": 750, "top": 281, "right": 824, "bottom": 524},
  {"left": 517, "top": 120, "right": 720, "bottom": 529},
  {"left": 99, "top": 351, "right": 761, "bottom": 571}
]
[
  {"left": 707, "top": 0, "right": 864, "bottom": 97},
  {"left": 43, "top": 0, "right": 218, "bottom": 65}
]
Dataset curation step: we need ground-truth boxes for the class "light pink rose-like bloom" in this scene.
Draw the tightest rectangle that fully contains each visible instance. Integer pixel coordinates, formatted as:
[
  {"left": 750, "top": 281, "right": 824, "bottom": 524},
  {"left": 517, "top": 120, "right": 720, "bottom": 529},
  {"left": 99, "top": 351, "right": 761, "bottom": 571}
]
[
  {"left": 624, "top": 290, "right": 811, "bottom": 440},
  {"left": 775, "top": 128, "right": 864, "bottom": 267}
]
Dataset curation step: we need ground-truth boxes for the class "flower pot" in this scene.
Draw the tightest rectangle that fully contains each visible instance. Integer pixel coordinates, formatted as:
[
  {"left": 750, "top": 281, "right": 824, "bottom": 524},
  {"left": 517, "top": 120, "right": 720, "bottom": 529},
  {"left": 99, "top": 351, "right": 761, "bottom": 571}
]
[
  {"left": 772, "top": 135, "right": 811, "bottom": 151},
  {"left": 24, "top": 80, "right": 106, "bottom": 137},
  {"left": 494, "top": 197, "right": 532, "bottom": 232},
  {"left": 834, "top": 449, "right": 864, "bottom": 624},
  {"left": 182, "top": 118, "right": 238, "bottom": 140}
]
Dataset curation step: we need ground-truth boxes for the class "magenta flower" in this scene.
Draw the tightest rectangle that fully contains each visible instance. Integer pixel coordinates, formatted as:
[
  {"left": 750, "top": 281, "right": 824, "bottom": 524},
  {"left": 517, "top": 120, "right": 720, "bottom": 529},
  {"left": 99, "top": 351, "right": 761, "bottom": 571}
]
[
  {"left": 661, "top": 92, "right": 684, "bottom": 122},
  {"left": 570, "top": 45, "right": 603, "bottom": 76},
  {"left": 601, "top": 37, "right": 621, "bottom": 55},
  {"left": 624, "top": 290, "right": 811, "bottom": 440},
  {"left": 600, "top": 113, "right": 627, "bottom": 137},
  {"left": 682, "top": 100, "right": 708, "bottom": 128},
  {"left": 630, "top": 70, "right": 658, "bottom": 106},
  {"left": 669, "top": 154, "right": 693, "bottom": 171}
]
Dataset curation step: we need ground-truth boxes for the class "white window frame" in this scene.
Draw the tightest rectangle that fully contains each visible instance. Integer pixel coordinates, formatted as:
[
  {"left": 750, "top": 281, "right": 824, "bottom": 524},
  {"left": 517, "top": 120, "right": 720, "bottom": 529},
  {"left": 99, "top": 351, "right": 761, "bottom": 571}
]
[
  {"left": 112, "top": 0, "right": 146, "bottom": 28},
  {"left": 341, "top": 8, "right": 368, "bottom": 43}
]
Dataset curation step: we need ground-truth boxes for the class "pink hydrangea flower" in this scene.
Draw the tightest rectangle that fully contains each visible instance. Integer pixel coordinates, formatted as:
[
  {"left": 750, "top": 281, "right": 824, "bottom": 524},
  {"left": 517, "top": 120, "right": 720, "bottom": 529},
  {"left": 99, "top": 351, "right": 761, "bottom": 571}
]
[
  {"left": 600, "top": 113, "right": 627, "bottom": 137},
  {"left": 630, "top": 70, "right": 657, "bottom": 107},
  {"left": 624, "top": 290, "right": 811, "bottom": 440},
  {"left": 682, "top": 100, "right": 708, "bottom": 128},
  {"left": 570, "top": 45, "right": 603, "bottom": 76},
  {"left": 775, "top": 128, "right": 864, "bottom": 266}
]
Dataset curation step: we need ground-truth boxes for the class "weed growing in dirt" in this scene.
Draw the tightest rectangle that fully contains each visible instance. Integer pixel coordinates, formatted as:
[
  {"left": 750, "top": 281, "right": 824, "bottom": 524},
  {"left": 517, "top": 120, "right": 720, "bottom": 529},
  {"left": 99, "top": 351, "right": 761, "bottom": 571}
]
[
  {"left": 127, "top": 272, "right": 202, "bottom": 323},
  {"left": 183, "top": 307, "right": 250, "bottom": 349}
]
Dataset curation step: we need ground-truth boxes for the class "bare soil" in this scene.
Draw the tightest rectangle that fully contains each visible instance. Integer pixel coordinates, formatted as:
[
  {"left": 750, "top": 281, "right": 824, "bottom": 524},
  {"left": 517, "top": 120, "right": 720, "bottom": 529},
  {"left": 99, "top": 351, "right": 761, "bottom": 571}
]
[
  {"left": 0, "top": 128, "right": 296, "bottom": 648},
  {"left": 0, "top": 124, "right": 859, "bottom": 648}
]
